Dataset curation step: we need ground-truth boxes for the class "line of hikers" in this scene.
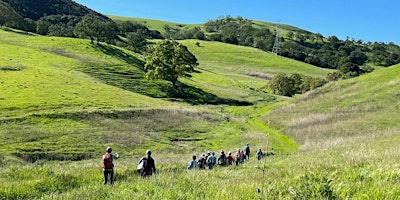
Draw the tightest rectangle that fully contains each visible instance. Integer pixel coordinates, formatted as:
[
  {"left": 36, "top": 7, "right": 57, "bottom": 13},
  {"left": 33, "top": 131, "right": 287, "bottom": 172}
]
[
  {"left": 187, "top": 144, "right": 264, "bottom": 170},
  {"left": 101, "top": 144, "right": 267, "bottom": 185}
]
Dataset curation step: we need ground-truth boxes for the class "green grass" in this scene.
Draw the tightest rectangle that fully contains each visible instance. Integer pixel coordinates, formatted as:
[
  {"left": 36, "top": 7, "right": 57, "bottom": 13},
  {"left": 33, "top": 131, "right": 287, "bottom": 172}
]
[
  {"left": 1, "top": 26, "right": 399, "bottom": 199},
  {"left": 108, "top": 15, "right": 202, "bottom": 34},
  {"left": 177, "top": 39, "right": 331, "bottom": 102},
  {"left": 265, "top": 63, "right": 400, "bottom": 149},
  {"left": 261, "top": 63, "right": 400, "bottom": 198}
]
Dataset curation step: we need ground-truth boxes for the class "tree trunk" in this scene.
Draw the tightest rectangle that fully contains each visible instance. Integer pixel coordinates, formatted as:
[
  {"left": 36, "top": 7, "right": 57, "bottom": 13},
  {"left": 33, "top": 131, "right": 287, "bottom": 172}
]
[
  {"left": 172, "top": 80, "right": 177, "bottom": 89},
  {"left": 172, "top": 76, "right": 178, "bottom": 89}
]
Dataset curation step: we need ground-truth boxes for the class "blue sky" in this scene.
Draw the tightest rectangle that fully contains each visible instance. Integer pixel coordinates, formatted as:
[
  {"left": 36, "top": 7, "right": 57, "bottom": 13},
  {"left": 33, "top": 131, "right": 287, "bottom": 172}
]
[{"left": 74, "top": 0, "right": 400, "bottom": 44}]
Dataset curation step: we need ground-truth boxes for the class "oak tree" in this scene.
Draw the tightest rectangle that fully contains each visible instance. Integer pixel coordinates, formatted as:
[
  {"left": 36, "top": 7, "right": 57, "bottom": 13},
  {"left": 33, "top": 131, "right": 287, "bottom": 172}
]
[{"left": 145, "top": 40, "right": 198, "bottom": 88}]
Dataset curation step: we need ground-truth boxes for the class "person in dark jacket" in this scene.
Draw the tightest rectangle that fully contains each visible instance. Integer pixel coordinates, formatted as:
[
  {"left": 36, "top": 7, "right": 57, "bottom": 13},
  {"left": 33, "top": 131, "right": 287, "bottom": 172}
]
[
  {"left": 243, "top": 144, "right": 250, "bottom": 161},
  {"left": 138, "top": 149, "right": 156, "bottom": 178},
  {"left": 218, "top": 150, "right": 227, "bottom": 166}
]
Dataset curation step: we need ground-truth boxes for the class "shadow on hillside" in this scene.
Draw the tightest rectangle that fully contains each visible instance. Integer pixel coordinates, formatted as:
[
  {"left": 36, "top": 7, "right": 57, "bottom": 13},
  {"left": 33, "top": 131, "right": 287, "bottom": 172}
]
[
  {"left": 167, "top": 83, "right": 252, "bottom": 106},
  {"left": 88, "top": 44, "right": 251, "bottom": 106},
  {"left": 95, "top": 44, "right": 145, "bottom": 70}
]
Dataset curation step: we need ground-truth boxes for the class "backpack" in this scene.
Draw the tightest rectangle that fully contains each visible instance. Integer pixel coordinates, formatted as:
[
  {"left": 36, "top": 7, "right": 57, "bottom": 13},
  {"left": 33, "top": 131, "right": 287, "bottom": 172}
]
[
  {"left": 206, "top": 156, "right": 212, "bottom": 165},
  {"left": 137, "top": 158, "right": 147, "bottom": 172},
  {"left": 103, "top": 154, "right": 114, "bottom": 169},
  {"left": 218, "top": 154, "right": 226, "bottom": 165},
  {"left": 197, "top": 157, "right": 205, "bottom": 169}
]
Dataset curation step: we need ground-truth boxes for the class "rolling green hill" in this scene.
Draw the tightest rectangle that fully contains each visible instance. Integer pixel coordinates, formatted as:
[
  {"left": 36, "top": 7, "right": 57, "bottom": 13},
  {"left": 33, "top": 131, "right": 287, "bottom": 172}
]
[
  {"left": 179, "top": 39, "right": 331, "bottom": 101},
  {"left": 108, "top": 15, "right": 311, "bottom": 37},
  {"left": 108, "top": 15, "right": 199, "bottom": 34},
  {"left": 263, "top": 63, "right": 400, "bottom": 198},
  {"left": 0, "top": 29, "right": 169, "bottom": 119},
  {"left": 0, "top": 23, "right": 399, "bottom": 199}
]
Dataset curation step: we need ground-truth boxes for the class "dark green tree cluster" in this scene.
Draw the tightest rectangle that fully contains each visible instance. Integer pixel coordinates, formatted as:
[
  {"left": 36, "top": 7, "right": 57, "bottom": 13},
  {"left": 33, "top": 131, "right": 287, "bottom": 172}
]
[
  {"left": 369, "top": 42, "right": 400, "bottom": 66},
  {"left": 282, "top": 34, "right": 400, "bottom": 72},
  {"left": 0, "top": 1, "right": 35, "bottom": 32},
  {"left": 0, "top": 0, "right": 121, "bottom": 42},
  {"left": 73, "top": 15, "right": 118, "bottom": 44},
  {"left": 281, "top": 35, "right": 372, "bottom": 77},
  {"left": 204, "top": 15, "right": 275, "bottom": 49},
  {"left": 2, "top": 0, "right": 107, "bottom": 21},
  {"left": 36, "top": 15, "right": 81, "bottom": 37},
  {"left": 269, "top": 73, "right": 327, "bottom": 97},
  {"left": 116, "top": 20, "right": 163, "bottom": 53},
  {"left": 164, "top": 25, "right": 205, "bottom": 40},
  {"left": 161, "top": 16, "right": 275, "bottom": 51}
]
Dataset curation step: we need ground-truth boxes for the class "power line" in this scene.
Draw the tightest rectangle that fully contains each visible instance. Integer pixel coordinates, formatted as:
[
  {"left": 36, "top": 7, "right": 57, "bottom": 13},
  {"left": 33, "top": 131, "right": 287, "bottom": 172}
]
[{"left": 272, "top": 23, "right": 280, "bottom": 56}]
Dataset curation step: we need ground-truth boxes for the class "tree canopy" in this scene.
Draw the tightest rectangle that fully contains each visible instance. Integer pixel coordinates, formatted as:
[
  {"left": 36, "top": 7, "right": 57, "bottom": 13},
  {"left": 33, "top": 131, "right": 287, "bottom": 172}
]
[
  {"left": 145, "top": 40, "right": 198, "bottom": 88},
  {"left": 74, "top": 14, "right": 117, "bottom": 44}
]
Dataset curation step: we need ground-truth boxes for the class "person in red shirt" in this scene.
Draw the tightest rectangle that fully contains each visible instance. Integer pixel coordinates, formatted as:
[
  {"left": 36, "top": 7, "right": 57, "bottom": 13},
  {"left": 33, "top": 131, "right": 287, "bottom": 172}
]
[
  {"left": 226, "top": 151, "right": 234, "bottom": 165},
  {"left": 235, "top": 149, "right": 243, "bottom": 165},
  {"left": 102, "top": 147, "right": 119, "bottom": 185}
]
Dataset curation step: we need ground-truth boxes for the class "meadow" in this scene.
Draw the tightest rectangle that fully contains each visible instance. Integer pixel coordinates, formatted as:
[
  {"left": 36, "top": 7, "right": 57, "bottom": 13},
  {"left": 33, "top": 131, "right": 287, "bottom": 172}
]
[{"left": 1, "top": 27, "right": 399, "bottom": 199}]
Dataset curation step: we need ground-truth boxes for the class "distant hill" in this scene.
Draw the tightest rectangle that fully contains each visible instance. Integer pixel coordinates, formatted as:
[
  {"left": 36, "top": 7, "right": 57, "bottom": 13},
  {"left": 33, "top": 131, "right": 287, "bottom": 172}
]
[
  {"left": 0, "top": 1, "right": 24, "bottom": 27},
  {"left": 110, "top": 15, "right": 400, "bottom": 72},
  {"left": 0, "top": 0, "right": 108, "bottom": 20}
]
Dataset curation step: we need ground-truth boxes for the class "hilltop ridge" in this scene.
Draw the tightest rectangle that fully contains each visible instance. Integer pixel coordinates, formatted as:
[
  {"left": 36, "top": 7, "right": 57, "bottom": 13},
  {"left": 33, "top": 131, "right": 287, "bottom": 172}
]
[{"left": 1, "top": 0, "right": 108, "bottom": 20}]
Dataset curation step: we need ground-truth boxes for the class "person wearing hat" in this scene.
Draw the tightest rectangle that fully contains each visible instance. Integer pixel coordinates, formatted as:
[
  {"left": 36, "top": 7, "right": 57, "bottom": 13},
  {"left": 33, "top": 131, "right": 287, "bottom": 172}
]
[
  {"left": 138, "top": 149, "right": 156, "bottom": 178},
  {"left": 102, "top": 147, "right": 119, "bottom": 185}
]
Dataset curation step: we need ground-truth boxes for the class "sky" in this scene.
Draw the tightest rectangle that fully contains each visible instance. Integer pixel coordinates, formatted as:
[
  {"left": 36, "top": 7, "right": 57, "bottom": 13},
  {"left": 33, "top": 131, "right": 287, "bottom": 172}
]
[{"left": 74, "top": 0, "right": 400, "bottom": 44}]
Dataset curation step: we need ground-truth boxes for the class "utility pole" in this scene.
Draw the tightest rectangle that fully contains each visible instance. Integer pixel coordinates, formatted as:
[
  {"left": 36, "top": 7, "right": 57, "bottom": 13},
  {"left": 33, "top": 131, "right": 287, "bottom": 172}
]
[{"left": 272, "top": 23, "right": 280, "bottom": 56}]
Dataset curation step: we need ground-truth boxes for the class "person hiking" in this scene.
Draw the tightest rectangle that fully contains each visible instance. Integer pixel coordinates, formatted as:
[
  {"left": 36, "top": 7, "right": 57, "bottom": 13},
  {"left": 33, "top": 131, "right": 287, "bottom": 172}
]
[
  {"left": 197, "top": 154, "right": 206, "bottom": 169},
  {"left": 102, "top": 147, "right": 119, "bottom": 185},
  {"left": 138, "top": 149, "right": 156, "bottom": 178},
  {"left": 226, "top": 151, "right": 234, "bottom": 165},
  {"left": 205, "top": 151, "right": 210, "bottom": 164},
  {"left": 206, "top": 151, "right": 217, "bottom": 169},
  {"left": 256, "top": 148, "right": 263, "bottom": 160},
  {"left": 243, "top": 144, "right": 250, "bottom": 161},
  {"left": 218, "top": 150, "right": 227, "bottom": 166},
  {"left": 187, "top": 155, "right": 198, "bottom": 170},
  {"left": 235, "top": 149, "right": 242, "bottom": 165}
]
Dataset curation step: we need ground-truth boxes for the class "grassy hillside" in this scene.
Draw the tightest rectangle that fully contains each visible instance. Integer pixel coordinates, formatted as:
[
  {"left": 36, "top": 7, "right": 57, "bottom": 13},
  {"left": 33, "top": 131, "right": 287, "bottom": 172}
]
[
  {"left": 266, "top": 63, "right": 400, "bottom": 150},
  {"left": 1, "top": 25, "right": 398, "bottom": 199},
  {"left": 0, "top": 27, "right": 304, "bottom": 156},
  {"left": 263, "top": 63, "right": 400, "bottom": 198},
  {"left": 108, "top": 15, "right": 201, "bottom": 34},
  {"left": 179, "top": 39, "right": 330, "bottom": 101},
  {"left": 0, "top": 28, "right": 301, "bottom": 199},
  {"left": 0, "top": 29, "right": 169, "bottom": 119}
]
